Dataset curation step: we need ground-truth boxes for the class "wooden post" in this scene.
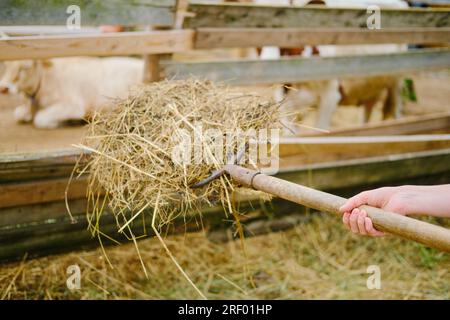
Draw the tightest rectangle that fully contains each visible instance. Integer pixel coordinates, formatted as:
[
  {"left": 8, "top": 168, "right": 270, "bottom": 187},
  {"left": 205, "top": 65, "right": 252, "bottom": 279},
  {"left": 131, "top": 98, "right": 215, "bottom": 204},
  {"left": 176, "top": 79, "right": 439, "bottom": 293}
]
[
  {"left": 143, "top": 53, "right": 162, "bottom": 83},
  {"left": 143, "top": 0, "right": 182, "bottom": 83},
  {"left": 142, "top": 25, "right": 170, "bottom": 83}
]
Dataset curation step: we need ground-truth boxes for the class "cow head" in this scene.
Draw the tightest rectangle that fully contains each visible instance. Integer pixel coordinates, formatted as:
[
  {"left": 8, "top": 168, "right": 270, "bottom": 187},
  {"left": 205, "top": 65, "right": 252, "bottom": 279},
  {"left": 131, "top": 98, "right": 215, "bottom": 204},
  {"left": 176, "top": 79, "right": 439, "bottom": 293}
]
[{"left": 0, "top": 60, "right": 46, "bottom": 97}]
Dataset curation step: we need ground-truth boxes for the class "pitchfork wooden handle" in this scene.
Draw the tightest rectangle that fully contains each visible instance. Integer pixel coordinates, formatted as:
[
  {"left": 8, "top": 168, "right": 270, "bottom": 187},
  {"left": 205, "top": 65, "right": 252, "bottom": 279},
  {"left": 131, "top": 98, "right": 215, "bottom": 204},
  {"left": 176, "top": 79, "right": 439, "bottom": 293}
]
[{"left": 225, "top": 164, "right": 450, "bottom": 252}]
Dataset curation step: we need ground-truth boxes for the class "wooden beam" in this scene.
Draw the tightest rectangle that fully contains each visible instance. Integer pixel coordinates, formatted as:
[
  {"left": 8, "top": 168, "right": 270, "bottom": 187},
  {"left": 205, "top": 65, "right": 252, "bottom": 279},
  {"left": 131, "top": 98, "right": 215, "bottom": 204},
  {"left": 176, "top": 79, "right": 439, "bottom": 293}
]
[
  {"left": 278, "top": 148, "right": 450, "bottom": 190},
  {"left": 186, "top": 2, "right": 450, "bottom": 28},
  {"left": 195, "top": 28, "right": 450, "bottom": 48},
  {"left": 278, "top": 135, "right": 450, "bottom": 164},
  {"left": 142, "top": 24, "right": 176, "bottom": 83},
  {"left": 0, "top": 0, "right": 177, "bottom": 27},
  {"left": 0, "top": 197, "right": 308, "bottom": 261},
  {"left": 0, "top": 177, "right": 87, "bottom": 209},
  {"left": 0, "top": 198, "right": 87, "bottom": 228},
  {"left": 0, "top": 30, "right": 194, "bottom": 61},
  {"left": 0, "top": 148, "right": 84, "bottom": 183},
  {"left": 0, "top": 26, "right": 101, "bottom": 36},
  {"left": 311, "top": 112, "right": 450, "bottom": 136},
  {"left": 162, "top": 48, "right": 450, "bottom": 85}
]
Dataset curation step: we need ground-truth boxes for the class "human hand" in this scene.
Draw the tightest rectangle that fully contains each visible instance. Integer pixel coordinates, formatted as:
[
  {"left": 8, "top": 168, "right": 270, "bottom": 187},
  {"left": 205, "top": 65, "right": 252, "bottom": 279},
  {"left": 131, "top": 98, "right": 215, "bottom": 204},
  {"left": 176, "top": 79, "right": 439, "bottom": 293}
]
[
  {"left": 342, "top": 208, "right": 385, "bottom": 237},
  {"left": 339, "top": 186, "right": 413, "bottom": 237},
  {"left": 339, "top": 185, "right": 450, "bottom": 237}
]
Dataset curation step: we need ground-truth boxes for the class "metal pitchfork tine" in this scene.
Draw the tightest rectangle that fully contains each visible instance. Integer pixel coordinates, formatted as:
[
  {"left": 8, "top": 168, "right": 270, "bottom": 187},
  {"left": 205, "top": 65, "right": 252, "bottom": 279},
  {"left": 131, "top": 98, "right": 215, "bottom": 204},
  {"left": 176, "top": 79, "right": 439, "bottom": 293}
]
[
  {"left": 190, "top": 144, "right": 450, "bottom": 253},
  {"left": 191, "top": 142, "right": 249, "bottom": 189}
]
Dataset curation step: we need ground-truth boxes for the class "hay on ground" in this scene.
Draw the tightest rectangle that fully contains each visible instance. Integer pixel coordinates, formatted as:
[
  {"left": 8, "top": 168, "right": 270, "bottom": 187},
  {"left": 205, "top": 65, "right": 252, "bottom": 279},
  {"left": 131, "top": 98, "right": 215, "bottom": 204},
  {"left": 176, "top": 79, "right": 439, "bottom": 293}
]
[{"left": 1, "top": 213, "right": 448, "bottom": 300}]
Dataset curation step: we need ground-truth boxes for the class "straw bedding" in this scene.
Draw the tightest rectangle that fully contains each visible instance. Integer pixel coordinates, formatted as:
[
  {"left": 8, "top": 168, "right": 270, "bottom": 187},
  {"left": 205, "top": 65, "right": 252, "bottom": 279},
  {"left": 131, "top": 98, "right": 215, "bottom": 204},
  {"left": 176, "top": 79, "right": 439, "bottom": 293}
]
[{"left": 2, "top": 214, "right": 449, "bottom": 299}]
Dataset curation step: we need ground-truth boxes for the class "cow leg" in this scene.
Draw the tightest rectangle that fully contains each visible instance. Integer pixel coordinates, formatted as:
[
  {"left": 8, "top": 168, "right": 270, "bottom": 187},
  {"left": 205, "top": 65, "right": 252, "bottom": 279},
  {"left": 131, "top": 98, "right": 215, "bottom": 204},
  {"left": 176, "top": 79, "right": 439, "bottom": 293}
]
[
  {"left": 33, "top": 103, "right": 85, "bottom": 129},
  {"left": 12, "top": 92, "right": 34, "bottom": 123},
  {"left": 315, "top": 79, "right": 341, "bottom": 130},
  {"left": 384, "top": 79, "right": 403, "bottom": 120},
  {"left": 362, "top": 99, "right": 377, "bottom": 123},
  {"left": 14, "top": 104, "right": 33, "bottom": 123}
]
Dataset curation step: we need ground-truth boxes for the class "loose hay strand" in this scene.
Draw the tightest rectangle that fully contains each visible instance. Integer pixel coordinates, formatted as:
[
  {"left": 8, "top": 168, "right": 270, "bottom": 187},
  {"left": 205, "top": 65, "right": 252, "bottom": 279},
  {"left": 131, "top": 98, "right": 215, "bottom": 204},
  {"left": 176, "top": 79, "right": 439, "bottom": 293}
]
[{"left": 151, "top": 190, "right": 207, "bottom": 300}]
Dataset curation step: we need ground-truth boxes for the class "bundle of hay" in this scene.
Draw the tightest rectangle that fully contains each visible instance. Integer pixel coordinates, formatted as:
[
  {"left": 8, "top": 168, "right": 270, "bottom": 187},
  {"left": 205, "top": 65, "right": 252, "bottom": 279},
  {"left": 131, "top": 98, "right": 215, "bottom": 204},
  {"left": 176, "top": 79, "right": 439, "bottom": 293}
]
[{"left": 75, "top": 79, "right": 281, "bottom": 238}]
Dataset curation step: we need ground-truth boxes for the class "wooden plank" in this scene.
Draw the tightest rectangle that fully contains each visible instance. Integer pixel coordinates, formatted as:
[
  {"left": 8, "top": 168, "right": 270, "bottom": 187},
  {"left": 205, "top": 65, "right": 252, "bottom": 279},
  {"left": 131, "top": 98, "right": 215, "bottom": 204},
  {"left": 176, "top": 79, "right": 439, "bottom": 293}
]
[
  {"left": 310, "top": 112, "right": 450, "bottom": 136},
  {"left": 0, "top": 197, "right": 308, "bottom": 261},
  {"left": 279, "top": 135, "right": 450, "bottom": 164},
  {"left": 280, "top": 134, "right": 450, "bottom": 145},
  {"left": 0, "top": 26, "right": 101, "bottom": 36},
  {"left": 0, "top": 213, "right": 131, "bottom": 260},
  {"left": 186, "top": 2, "right": 450, "bottom": 28},
  {"left": 0, "top": 148, "right": 85, "bottom": 183},
  {"left": 278, "top": 148, "right": 450, "bottom": 190},
  {"left": 162, "top": 48, "right": 450, "bottom": 85},
  {"left": 1, "top": 133, "right": 449, "bottom": 183},
  {"left": 195, "top": 28, "right": 450, "bottom": 48},
  {"left": 0, "top": 148, "right": 81, "bottom": 163},
  {"left": 0, "top": 30, "right": 194, "bottom": 61},
  {"left": 0, "top": 176, "right": 87, "bottom": 209},
  {"left": 0, "top": 0, "right": 176, "bottom": 27},
  {"left": 0, "top": 198, "right": 86, "bottom": 228}
]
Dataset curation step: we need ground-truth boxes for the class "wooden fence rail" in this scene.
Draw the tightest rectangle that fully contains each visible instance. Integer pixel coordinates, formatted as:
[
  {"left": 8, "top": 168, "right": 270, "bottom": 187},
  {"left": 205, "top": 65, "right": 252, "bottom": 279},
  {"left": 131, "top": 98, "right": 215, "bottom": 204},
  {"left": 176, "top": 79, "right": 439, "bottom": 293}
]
[
  {"left": 0, "top": 30, "right": 194, "bottom": 61},
  {"left": 0, "top": 0, "right": 177, "bottom": 26},
  {"left": 162, "top": 48, "right": 450, "bottom": 85},
  {"left": 195, "top": 28, "right": 450, "bottom": 48},
  {"left": 2, "top": 28, "right": 450, "bottom": 61},
  {"left": 186, "top": 2, "right": 450, "bottom": 28}
]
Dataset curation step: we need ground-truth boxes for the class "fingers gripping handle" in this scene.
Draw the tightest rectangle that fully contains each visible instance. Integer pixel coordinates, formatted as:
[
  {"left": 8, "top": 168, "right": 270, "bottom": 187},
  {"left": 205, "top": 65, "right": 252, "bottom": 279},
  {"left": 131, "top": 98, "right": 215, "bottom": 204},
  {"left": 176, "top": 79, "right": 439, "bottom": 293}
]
[{"left": 225, "top": 165, "right": 450, "bottom": 252}]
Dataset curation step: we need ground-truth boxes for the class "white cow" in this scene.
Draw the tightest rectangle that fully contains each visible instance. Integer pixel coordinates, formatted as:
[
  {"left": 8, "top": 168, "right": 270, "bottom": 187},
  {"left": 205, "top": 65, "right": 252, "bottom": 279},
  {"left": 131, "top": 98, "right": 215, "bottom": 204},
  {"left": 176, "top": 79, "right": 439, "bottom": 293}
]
[{"left": 0, "top": 57, "right": 144, "bottom": 129}]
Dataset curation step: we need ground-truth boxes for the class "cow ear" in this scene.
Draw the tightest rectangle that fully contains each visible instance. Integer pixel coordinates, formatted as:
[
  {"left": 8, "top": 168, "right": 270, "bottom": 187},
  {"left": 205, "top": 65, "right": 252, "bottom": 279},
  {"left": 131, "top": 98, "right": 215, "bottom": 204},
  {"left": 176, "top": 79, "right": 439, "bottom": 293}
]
[{"left": 40, "top": 60, "right": 53, "bottom": 68}]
